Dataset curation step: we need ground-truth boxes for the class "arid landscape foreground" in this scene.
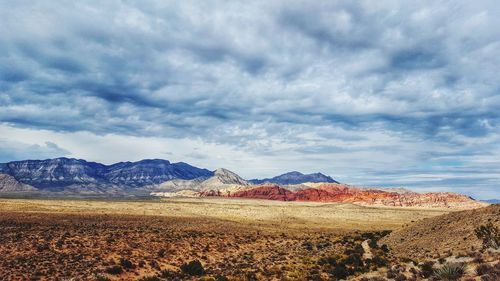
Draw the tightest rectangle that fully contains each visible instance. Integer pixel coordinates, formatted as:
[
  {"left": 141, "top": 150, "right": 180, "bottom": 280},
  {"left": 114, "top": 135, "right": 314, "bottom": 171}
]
[{"left": 0, "top": 198, "right": 498, "bottom": 280}]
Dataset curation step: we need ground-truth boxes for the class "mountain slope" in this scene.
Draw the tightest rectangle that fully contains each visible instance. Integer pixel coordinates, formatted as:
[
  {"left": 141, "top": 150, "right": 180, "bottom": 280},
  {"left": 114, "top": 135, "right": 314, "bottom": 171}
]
[
  {"left": 105, "top": 159, "right": 213, "bottom": 187},
  {"left": 0, "top": 158, "right": 106, "bottom": 189},
  {"left": 250, "top": 171, "right": 338, "bottom": 185},
  {"left": 153, "top": 178, "right": 208, "bottom": 192},
  {"left": 198, "top": 168, "right": 250, "bottom": 196},
  {"left": 381, "top": 204, "right": 500, "bottom": 259},
  {"left": 151, "top": 168, "right": 250, "bottom": 197},
  {"left": 0, "top": 174, "right": 37, "bottom": 192},
  {"left": 200, "top": 168, "right": 249, "bottom": 190}
]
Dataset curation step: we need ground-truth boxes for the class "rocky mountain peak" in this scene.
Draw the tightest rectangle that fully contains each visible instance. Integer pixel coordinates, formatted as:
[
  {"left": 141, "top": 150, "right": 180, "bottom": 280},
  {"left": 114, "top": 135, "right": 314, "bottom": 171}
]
[
  {"left": 212, "top": 168, "right": 248, "bottom": 185},
  {"left": 282, "top": 171, "right": 304, "bottom": 176}
]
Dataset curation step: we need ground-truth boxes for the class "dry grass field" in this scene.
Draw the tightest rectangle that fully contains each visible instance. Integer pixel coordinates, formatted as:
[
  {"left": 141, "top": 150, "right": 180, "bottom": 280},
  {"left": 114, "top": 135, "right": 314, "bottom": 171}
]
[
  {"left": 1, "top": 198, "right": 497, "bottom": 281},
  {"left": 0, "top": 197, "right": 451, "bottom": 231}
]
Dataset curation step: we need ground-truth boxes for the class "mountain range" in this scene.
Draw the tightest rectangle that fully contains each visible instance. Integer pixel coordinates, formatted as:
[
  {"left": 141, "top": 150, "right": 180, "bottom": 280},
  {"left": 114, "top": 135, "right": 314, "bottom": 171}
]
[
  {"left": 0, "top": 158, "right": 213, "bottom": 192},
  {"left": 0, "top": 158, "right": 490, "bottom": 209},
  {"left": 0, "top": 158, "right": 334, "bottom": 192}
]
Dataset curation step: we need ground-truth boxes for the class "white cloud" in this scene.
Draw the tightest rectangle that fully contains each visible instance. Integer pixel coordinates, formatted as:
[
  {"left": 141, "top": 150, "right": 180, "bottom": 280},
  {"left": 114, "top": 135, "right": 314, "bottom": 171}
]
[{"left": 0, "top": 1, "right": 499, "bottom": 199}]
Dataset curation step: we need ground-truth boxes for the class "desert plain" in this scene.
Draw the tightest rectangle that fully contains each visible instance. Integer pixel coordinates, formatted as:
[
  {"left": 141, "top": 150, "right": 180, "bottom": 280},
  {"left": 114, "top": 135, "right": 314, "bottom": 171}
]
[{"left": 4, "top": 198, "right": 498, "bottom": 281}]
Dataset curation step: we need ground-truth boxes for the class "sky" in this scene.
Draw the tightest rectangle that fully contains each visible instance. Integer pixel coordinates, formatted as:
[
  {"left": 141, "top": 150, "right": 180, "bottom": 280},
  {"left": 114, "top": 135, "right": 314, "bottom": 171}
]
[{"left": 0, "top": 1, "right": 499, "bottom": 199}]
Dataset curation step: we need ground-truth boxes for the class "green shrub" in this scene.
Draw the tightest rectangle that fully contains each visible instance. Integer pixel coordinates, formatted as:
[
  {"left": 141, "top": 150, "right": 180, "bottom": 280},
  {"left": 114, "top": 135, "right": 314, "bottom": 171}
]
[
  {"left": 180, "top": 260, "right": 205, "bottom": 276},
  {"left": 160, "top": 269, "right": 178, "bottom": 278},
  {"left": 150, "top": 260, "right": 160, "bottom": 270},
  {"left": 394, "top": 273, "right": 406, "bottom": 281},
  {"left": 380, "top": 244, "right": 389, "bottom": 253},
  {"left": 386, "top": 269, "right": 397, "bottom": 279},
  {"left": 372, "top": 255, "right": 387, "bottom": 267},
  {"left": 120, "top": 258, "right": 134, "bottom": 269},
  {"left": 475, "top": 223, "right": 500, "bottom": 249},
  {"left": 330, "top": 264, "right": 349, "bottom": 279},
  {"left": 345, "top": 253, "right": 363, "bottom": 267},
  {"left": 245, "top": 271, "right": 258, "bottom": 281},
  {"left": 318, "top": 256, "right": 337, "bottom": 266},
  {"left": 419, "top": 261, "right": 434, "bottom": 278},
  {"left": 105, "top": 265, "right": 123, "bottom": 275},
  {"left": 475, "top": 263, "right": 494, "bottom": 276},
  {"left": 308, "top": 272, "right": 323, "bottom": 281},
  {"left": 354, "top": 244, "right": 365, "bottom": 254},
  {"left": 380, "top": 230, "right": 392, "bottom": 237},
  {"left": 434, "top": 263, "right": 466, "bottom": 281},
  {"left": 480, "top": 274, "right": 499, "bottom": 281},
  {"left": 157, "top": 248, "right": 166, "bottom": 258},
  {"left": 303, "top": 241, "right": 314, "bottom": 251}
]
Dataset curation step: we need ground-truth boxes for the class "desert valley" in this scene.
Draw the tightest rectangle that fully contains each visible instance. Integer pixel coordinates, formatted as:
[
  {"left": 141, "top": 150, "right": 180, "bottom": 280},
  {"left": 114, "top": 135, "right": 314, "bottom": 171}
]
[{"left": 0, "top": 158, "right": 498, "bottom": 281}]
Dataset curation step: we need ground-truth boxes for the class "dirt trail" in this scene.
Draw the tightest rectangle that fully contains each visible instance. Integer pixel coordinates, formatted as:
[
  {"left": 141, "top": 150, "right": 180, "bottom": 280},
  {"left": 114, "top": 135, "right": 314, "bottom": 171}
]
[{"left": 362, "top": 240, "right": 373, "bottom": 260}]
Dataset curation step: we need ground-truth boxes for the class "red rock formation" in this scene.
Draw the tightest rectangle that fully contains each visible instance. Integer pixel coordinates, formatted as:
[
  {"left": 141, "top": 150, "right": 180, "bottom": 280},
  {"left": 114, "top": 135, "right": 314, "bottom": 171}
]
[
  {"left": 229, "top": 185, "right": 294, "bottom": 201},
  {"left": 218, "top": 183, "right": 487, "bottom": 209}
]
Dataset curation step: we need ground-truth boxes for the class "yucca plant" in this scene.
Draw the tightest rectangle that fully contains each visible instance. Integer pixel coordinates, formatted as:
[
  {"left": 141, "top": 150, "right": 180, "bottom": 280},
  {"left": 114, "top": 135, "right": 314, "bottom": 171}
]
[{"left": 433, "top": 262, "right": 466, "bottom": 281}]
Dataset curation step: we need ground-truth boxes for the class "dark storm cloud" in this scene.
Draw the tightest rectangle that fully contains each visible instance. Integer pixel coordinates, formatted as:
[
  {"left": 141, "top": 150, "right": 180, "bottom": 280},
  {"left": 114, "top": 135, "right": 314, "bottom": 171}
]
[{"left": 1, "top": 0, "right": 500, "bottom": 198}]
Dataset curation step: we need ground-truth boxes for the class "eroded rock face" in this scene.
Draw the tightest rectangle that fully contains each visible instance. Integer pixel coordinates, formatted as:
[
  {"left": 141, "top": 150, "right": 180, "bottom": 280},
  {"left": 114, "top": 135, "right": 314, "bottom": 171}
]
[
  {"left": 201, "top": 168, "right": 249, "bottom": 190},
  {"left": 217, "top": 183, "right": 487, "bottom": 209},
  {"left": 229, "top": 185, "right": 294, "bottom": 201},
  {"left": 105, "top": 159, "right": 213, "bottom": 187},
  {"left": 0, "top": 174, "right": 37, "bottom": 192},
  {"left": 0, "top": 158, "right": 106, "bottom": 188}
]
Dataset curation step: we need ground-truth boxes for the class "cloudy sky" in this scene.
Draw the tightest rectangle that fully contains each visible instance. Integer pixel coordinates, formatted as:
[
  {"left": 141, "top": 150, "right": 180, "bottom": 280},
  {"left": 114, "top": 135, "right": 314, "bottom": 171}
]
[{"left": 1, "top": 1, "right": 499, "bottom": 199}]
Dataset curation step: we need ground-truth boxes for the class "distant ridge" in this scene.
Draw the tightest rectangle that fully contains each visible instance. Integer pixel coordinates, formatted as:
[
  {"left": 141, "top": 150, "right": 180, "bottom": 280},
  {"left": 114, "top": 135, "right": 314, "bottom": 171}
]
[
  {"left": 482, "top": 199, "right": 500, "bottom": 204},
  {"left": 250, "top": 171, "right": 338, "bottom": 185},
  {"left": 0, "top": 158, "right": 340, "bottom": 194}
]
